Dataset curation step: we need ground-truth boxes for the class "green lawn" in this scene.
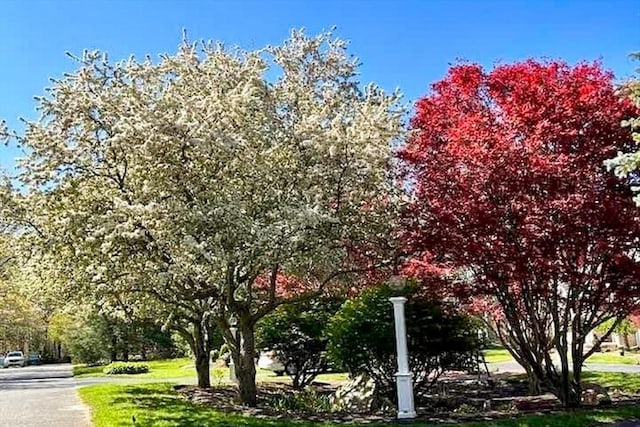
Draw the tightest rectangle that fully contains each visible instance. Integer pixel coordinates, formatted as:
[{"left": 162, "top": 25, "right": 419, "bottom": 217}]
[
  {"left": 74, "top": 351, "right": 640, "bottom": 383},
  {"left": 583, "top": 371, "right": 640, "bottom": 393},
  {"left": 585, "top": 352, "right": 640, "bottom": 365},
  {"left": 73, "top": 364, "right": 106, "bottom": 377},
  {"left": 470, "top": 407, "right": 640, "bottom": 427},
  {"left": 79, "top": 382, "right": 640, "bottom": 427},
  {"left": 484, "top": 348, "right": 515, "bottom": 364},
  {"left": 74, "top": 358, "right": 247, "bottom": 382},
  {"left": 313, "top": 372, "right": 349, "bottom": 383},
  {"left": 74, "top": 358, "right": 350, "bottom": 386},
  {"left": 483, "top": 346, "right": 640, "bottom": 366},
  {"left": 79, "top": 383, "right": 343, "bottom": 427},
  {"left": 74, "top": 358, "right": 203, "bottom": 379},
  {"left": 76, "top": 357, "right": 640, "bottom": 426},
  {"left": 500, "top": 372, "right": 640, "bottom": 395}
]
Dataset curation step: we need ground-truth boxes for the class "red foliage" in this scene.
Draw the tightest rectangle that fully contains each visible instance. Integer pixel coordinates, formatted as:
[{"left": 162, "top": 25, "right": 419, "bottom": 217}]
[
  {"left": 630, "top": 314, "right": 640, "bottom": 328},
  {"left": 254, "top": 272, "right": 316, "bottom": 299},
  {"left": 400, "top": 59, "right": 640, "bottom": 318}
]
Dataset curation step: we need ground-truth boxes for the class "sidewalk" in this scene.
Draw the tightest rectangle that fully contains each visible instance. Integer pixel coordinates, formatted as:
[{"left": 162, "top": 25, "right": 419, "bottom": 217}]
[{"left": 489, "top": 361, "right": 640, "bottom": 374}]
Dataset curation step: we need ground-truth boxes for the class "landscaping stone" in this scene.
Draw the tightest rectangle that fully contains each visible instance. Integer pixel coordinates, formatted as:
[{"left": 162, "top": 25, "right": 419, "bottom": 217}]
[
  {"left": 582, "top": 382, "right": 612, "bottom": 406},
  {"left": 512, "top": 394, "right": 558, "bottom": 411},
  {"left": 330, "top": 374, "right": 379, "bottom": 413}
]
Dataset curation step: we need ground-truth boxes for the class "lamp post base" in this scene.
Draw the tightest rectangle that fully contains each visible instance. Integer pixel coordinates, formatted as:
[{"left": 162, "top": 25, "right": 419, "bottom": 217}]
[
  {"left": 397, "top": 411, "right": 418, "bottom": 420},
  {"left": 395, "top": 372, "right": 417, "bottom": 419}
]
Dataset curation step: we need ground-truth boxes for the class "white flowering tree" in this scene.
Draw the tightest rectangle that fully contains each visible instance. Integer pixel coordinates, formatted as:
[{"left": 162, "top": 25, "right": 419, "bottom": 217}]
[
  {"left": 0, "top": 195, "right": 50, "bottom": 355},
  {"left": 605, "top": 53, "right": 640, "bottom": 202},
  {"left": 3, "top": 30, "right": 404, "bottom": 405}
]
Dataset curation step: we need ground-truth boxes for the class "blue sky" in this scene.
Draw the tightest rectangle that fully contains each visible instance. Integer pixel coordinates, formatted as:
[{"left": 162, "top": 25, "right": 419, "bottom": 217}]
[{"left": 1, "top": 0, "right": 638, "bottom": 172}]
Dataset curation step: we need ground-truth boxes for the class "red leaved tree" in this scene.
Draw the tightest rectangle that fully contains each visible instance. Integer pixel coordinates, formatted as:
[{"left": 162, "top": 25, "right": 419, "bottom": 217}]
[{"left": 400, "top": 60, "right": 640, "bottom": 407}]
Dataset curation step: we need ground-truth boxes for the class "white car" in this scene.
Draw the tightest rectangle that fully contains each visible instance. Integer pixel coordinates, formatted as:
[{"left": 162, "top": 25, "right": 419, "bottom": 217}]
[
  {"left": 4, "top": 351, "right": 25, "bottom": 368},
  {"left": 257, "top": 351, "right": 285, "bottom": 376}
]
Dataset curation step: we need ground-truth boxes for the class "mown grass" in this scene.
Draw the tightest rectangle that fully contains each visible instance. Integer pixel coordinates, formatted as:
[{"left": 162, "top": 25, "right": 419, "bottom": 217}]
[
  {"left": 500, "top": 371, "right": 640, "bottom": 395},
  {"left": 313, "top": 372, "right": 349, "bottom": 383},
  {"left": 583, "top": 371, "right": 640, "bottom": 393},
  {"left": 73, "top": 358, "right": 199, "bottom": 379},
  {"left": 483, "top": 345, "right": 640, "bottom": 366},
  {"left": 76, "top": 355, "right": 640, "bottom": 426},
  {"left": 80, "top": 383, "right": 343, "bottom": 427},
  {"left": 74, "top": 357, "right": 350, "bottom": 386},
  {"left": 470, "top": 406, "right": 640, "bottom": 427},
  {"left": 484, "top": 348, "right": 515, "bottom": 364},
  {"left": 74, "top": 358, "right": 256, "bottom": 381},
  {"left": 75, "top": 349, "right": 640, "bottom": 382},
  {"left": 73, "top": 364, "right": 106, "bottom": 377},
  {"left": 79, "top": 382, "right": 640, "bottom": 427},
  {"left": 585, "top": 352, "right": 640, "bottom": 365}
]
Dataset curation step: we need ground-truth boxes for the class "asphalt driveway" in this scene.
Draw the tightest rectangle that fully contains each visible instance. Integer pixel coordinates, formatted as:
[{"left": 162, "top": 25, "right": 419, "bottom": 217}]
[
  {"left": 490, "top": 361, "right": 640, "bottom": 374},
  {"left": 0, "top": 363, "right": 91, "bottom": 426}
]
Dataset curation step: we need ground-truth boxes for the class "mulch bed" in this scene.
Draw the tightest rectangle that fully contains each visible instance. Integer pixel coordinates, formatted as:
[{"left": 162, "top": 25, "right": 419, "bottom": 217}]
[
  {"left": 175, "top": 376, "right": 640, "bottom": 425},
  {"left": 175, "top": 383, "right": 392, "bottom": 424}
]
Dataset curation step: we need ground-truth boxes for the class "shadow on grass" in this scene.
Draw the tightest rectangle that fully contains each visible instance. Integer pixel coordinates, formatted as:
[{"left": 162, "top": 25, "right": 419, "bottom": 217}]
[
  {"left": 472, "top": 406, "right": 640, "bottom": 427},
  {"left": 86, "top": 382, "right": 640, "bottom": 427},
  {"left": 111, "top": 384, "right": 311, "bottom": 427},
  {"left": 583, "top": 372, "right": 640, "bottom": 394},
  {"left": 74, "top": 364, "right": 105, "bottom": 377}
]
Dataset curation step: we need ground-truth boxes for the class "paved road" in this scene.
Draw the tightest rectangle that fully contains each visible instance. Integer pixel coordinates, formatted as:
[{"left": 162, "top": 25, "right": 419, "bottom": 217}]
[
  {"left": 490, "top": 361, "right": 640, "bottom": 374},
  {"left": 487, "top": 362, "right": 640, "bottom": 374},
  {"left": 0, "top": 364, "right": 91, "bottom": 427}
]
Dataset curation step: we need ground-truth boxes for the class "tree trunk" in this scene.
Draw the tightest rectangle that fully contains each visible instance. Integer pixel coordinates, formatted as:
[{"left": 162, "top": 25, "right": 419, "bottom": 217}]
[
  {"left": 110, "top": 334, "right": 118, "bottom": 362},
  {"left": 557, "top": 375, "right": 581, "bottom": 408},
  {"left": 293, "top": 371, "right": 302, "bottom": 390},
  {"left": 525, "top": 367, "right": 542, "bottom": 395},
  {"left": 570, "top": 361, "right": 583, "bottom": 408},
  {"left": 193, "top": 321, "right": 211, "bottom": 388},
  {"left": 233, "top": 318, "right": 258, "bottom": 406},
  {"left": 558, "top": 347, "right": 571, "bottom": 407},
  {"left": 553, "top": 332, "right": 582, "bottom": 408},
  {"left": 571, "top": 340, "right": 585, "bottom": 408},
  {"left": 122, "top": 328, "right": 129, "bottom": 362}
]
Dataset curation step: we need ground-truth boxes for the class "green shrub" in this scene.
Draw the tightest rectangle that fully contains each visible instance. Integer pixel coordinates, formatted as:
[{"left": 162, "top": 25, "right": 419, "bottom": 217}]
[
  {"left": 266, "top": 389, "right": 333, "bottom": 414},
  {"left": 326, "top": 283, "right": 483, "bottom": 399},
  {"left": 102, "top": 362, "right": 149, "bottom": 375},
  {"left": 60, "top": 312, "right": 111, "bottom": 364},
  {"left": 256, "top": 297, "right": 343, "bottom": 389}
]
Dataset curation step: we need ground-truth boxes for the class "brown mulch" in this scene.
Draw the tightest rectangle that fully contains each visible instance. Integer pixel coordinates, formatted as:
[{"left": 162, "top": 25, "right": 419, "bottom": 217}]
[
  {"left": 175, "top": 379, "right": 640, "bottom": 425},
  {"left": 175, "top": 383, "right": 394, "bottom": 424}
]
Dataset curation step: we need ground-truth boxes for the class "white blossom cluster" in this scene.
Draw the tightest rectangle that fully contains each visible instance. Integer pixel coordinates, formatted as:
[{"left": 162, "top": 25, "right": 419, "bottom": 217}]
[
  {"left": 605, "top": 73, "right": 640, "bottom": 204},
  {"left": 11, "top": 30, "right": 405, "bottom": 323}
]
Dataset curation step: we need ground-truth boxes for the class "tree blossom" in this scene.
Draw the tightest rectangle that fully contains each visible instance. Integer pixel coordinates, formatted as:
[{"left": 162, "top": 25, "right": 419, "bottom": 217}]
[{"left": 6, "top": 29, "right": 404, "bottom": 405}]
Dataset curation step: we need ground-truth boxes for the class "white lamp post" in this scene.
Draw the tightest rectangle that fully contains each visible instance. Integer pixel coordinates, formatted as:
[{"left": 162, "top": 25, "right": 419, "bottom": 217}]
[
  {"left": 228, "top": 315, "right": 238, "bottom": 384},
  {"left": 388, "top": 275, "right": 417, "bottom": 420}
]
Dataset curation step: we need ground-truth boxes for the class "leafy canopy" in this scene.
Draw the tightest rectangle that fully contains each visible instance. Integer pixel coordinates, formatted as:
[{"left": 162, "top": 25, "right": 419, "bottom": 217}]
[
  {"left": 401, "top": 59, "right": 640, "bottom": 407},
  {"left": 327, "top": 283, "right": 482, "bottom": 398},
  {"left": 2, "top": 29, "right": 404, "bottom": 402},
  {"left": 605, "top": 53, "right": 640, "bottom": 204}
]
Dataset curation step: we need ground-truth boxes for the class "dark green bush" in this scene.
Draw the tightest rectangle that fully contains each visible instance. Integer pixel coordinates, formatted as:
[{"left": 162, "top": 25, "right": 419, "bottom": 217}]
[
  {"left": 326, "top": 283, "right": 483, "bottom": 399},
  {"left": 266, "top": 389, "right": 333, "bottom": 414},
  {"left": 61, "top": 312, "right": 111, "bottom": 365},
  {"left": 256, "top": 297, "right": 343, "bottom": 389},
  {"left": 103, "top": 362, "right": 149, "bottom": 375}
]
